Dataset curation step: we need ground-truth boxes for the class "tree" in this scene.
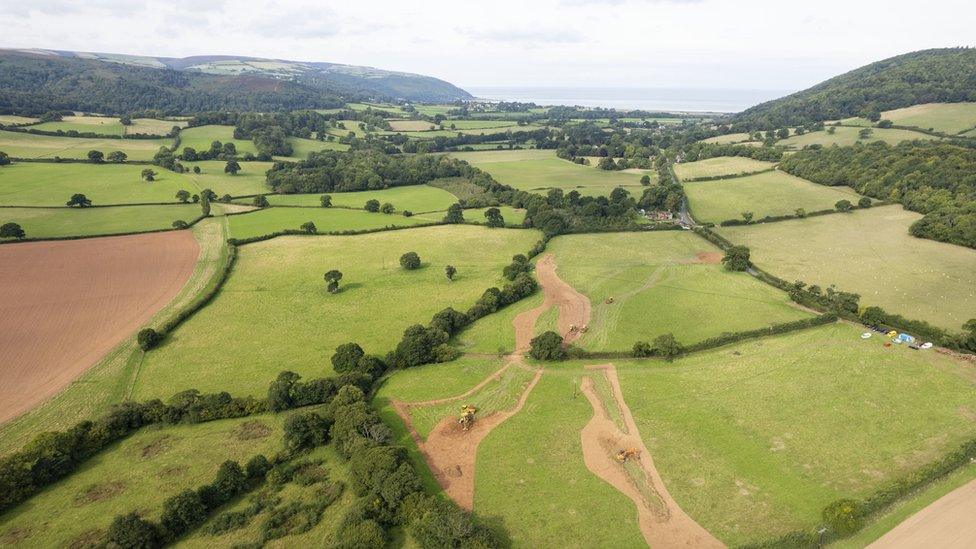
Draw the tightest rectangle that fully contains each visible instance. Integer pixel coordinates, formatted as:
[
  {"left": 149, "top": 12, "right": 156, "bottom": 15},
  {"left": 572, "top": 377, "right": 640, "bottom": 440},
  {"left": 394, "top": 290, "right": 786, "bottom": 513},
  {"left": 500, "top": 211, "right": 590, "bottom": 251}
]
[
  {"left": 530, "top": 331, "right": 566, "bottom": 360},
  {"left": 160, "top": 490, "right": 206, "bottom": 536},
  {"left": 858, "top": 128, "right": 874, "bottom": 140},
  {"left": 443, "top": 203, "right": 464, "bottom": 224},
  {"left": 320, "top": 194, "right": 332, "bottom": 207},
  {"left": 176, "top": 190, "right": 190, "bottom": 203},
  {"left": 200, "top": 196, "right": 211, "bottom": 217},
  {"left": 253, "top": 195, "right": 269, "bottom": 208},
  {"left": 877, "top": 119, "right": 893, "bottom": 128},
  {"left": 741, "top": 211, "right": 754, "bottom": 223},
  {"left": 283, "top": 412, "right": 329, "bottom": 452},
  {"left": 87, "top": 150, "right": 104, "bottom": 163},
  {"left": 172, "top": 220, "right": 188, "bottom": 229},
  {"left": 137, "top": 328, "right": 161, "bottom": 351},
  {"left": 200, "top": 189, "right": 217, "bottom": 202},
  {"left": 245, "top": 455, "right": 271, "bottom": 479},
  {"left": 0, "top": 151, "right": 9, "bottom": 166},
  {"left": 66, "top": 193, "right": 92, "bottom": 207},
  {"left": 224, "top": 160, "right": 241, "bottom": 175},
  {"left": 640, "top": 174, "right": 651, "bottom": 186},
  {"left": 181, "top": 147, "right": 198, "bottom": 161},
  {"left": 776, "top": 127, "right": 790, "bottom": 139},
  {"left": 332, "top": 342, "right": 364, "bottom": 372},
  {"left": 107, "top": 151, "right": 127, "bottom": 163},
  {"left": 120, "top": 115, "right": 132, "bottom": 126},
  {"left": 300, "top": 221, "right": 317, "bottom": 234},
  {"left": 364, "top": 199, "right": 380, "bottom": 212},
  {"left": 632, "top": 341, "right": 653, "bottom": 358},
  {"left": 210, "top": 461, "right": 247, "bottom": 502},
  {"left": 722, "top": 245, "right": 750, "bottom": 271},
  {"left": 324, "top": 269, "right": 343, "bottom": 293},
  {"left": 445, "top": 265, "right": 457, "bottom": 281},
  {"left": 822, "top": 499, "right": 863, "bottom": 536},
  {"left": 597, "top": 157, "right": 617, "bottom": 170},
  {"left": 794, "top": 208, "right": 807, "bottom": 218},
  {"left": 857, "top": 197, "right": 872, "bottom": 208},
  {"left": 106, "top": 513, "right": 160, "bottom": 549},
  {"left": 0, "top": 222, "right": 25, "bottom": 239},
  {"left": 380, "top": 202, "right": 395, "bottom": 214},
  {"left": 400, "top": 252, "right": 421, "bottom": 270},
  {"left": 651, "top": 333, "right": 681, "bottom": 360},
  {"left": 835, "top": 199, "right": 854, "bottom": 212},
  {"left": 483, "top": 207, "right": 504, "bottom": 228},
  {"left": 192, "top": 165, "right": 201, "bottom": 174},
  {"left": 141, "top": 168, "right": 156, "bottom": 182},
  {"left": 191, "top": 194, "right": 199, "bottom": 203}
]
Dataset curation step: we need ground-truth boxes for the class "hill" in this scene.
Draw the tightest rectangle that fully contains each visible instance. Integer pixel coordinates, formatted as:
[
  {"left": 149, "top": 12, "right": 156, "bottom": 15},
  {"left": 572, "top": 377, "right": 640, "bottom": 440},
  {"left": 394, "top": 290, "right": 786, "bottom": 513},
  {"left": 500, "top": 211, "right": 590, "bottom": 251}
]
[
  {"left": 0, "top": 49, "right": 471, "bottom": 115},
  {"left": 733, "top": 48, "right": 976, "bottom": 129}
]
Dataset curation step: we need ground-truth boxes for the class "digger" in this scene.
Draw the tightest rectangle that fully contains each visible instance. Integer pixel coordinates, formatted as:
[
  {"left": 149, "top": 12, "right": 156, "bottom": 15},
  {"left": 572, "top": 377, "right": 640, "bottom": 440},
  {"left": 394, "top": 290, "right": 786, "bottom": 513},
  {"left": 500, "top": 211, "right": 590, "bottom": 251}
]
[
  {"left": 615, "top": 447, "right": 640, "bottom": 463},
  {"left": 458, "top": 405, "right": 477, "bottom": 431}
]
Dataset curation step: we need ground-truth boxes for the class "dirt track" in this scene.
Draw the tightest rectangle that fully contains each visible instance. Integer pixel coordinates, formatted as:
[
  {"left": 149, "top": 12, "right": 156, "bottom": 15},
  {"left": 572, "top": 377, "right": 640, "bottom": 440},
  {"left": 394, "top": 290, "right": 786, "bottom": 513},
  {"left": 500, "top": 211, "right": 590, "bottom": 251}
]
[
  {"left": 869, "top": 478, "right": 976, "bottom": 548},
  {"left": 580, "top": 364, "right": 723, "bottom": 548},
  {"left": 532, "top": 254, "right": 591, "bottom": 345},
  {"left": 0, "top": 231, "right": 199, "bottom": 424}
]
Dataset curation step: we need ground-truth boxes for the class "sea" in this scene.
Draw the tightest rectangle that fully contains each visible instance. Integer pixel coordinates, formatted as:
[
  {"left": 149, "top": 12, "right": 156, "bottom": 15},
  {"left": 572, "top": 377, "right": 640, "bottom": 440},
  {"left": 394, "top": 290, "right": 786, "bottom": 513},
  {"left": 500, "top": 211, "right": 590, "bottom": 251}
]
[{"left": 464, "top": 86, "right": 792, "bottom": 114}]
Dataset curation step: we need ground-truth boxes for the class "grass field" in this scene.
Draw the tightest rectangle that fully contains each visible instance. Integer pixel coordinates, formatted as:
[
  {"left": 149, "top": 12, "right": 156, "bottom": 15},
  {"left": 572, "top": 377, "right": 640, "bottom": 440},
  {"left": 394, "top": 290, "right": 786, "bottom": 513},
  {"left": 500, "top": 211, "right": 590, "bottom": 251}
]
[
  {"left": 254, "top": 185, "right": 460, "bottom": 212},
  {"left": 0, "top": 130, "right": 174, "bottom": 160},
  {"left": 674, "top": 156, "right": 775, "bottom": 180},
  {"left": 449, "top": 150, "right": 648, "bottom": 197},
  {"left": 32, "top": 115, "right": 126, "bottom": 136},
  {"left": 543, "top": 232, "right": 811, "bottom": 350},
  {"left": 719, "top": 204, "right": 976, "bottom": 331},
  {"left": 402, "top": 125, "right": 546, "bottom": 139},
  {"left": 182, "top": 160, "right": 273, "bottom": 196},
  {"left": 684, "top": 170, "right": 864, "bottom": 223},
  {"left": 700, "top": 132, "right": 755, "bottom": 145},
  {"left": 227, "top": 207, "right": 434, "bottom": 239},
  {"left": 0, "top": 204, "right": 204, "bottom": 239},
  {"left": 388, "top": 120, "right": 439, "bottom": 132},
  {"left": 0, "top": 162, "right": 199, "bottom": 206},
  {"left": 132, "top": 225, "right": 540, "bottom": 399},
  {"left": 453, "top": 293, "right": 545, "bottom": 354},
  {"left": 879, "top": 102, "right": 976, "bottom": 134},
  {"left": 0, "top": 115, "right": 39, "bottom": 126},
  {"left": 129, "top": 118, "right": 187, "bottom": 135},
  {"left": 283, "top": 137, "right": 349, "bottom": 159},
  {"left": 324, "top": 120, "right": 369, "bottom": 138},
  {"left": 777, "top": 126, "right": 937, "bottom": 148},
  {"left": 179, "top": 125, "right": 257, "bottom": 156},
  {"left": 0, "top": 413, "right": 289, "bottom": 548},
  {"left": 615, "top": 322, "right": 976, "bottom": 545}
]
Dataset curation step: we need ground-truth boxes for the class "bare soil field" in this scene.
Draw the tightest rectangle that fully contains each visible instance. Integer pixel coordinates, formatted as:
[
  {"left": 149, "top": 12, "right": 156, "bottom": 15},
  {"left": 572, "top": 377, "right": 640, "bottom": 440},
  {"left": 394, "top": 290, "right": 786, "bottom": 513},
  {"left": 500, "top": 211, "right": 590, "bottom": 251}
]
[
  {"left": 0, "top": 231, "right": 198, "bottom": 423},
  {"left": 869, "top": 479, "right": 976, "bottom": 549}
]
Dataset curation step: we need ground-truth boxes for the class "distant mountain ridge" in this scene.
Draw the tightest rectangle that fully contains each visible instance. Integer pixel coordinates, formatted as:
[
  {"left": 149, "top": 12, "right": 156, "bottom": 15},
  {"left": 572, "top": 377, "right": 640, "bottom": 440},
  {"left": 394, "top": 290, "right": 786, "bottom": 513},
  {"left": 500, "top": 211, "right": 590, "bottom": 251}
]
[
  {"left": 0, "top": 48, "right": 472, "bottom": 115},
  {"left": 732, "top": 48, "right": 976, "bottom": 129}
]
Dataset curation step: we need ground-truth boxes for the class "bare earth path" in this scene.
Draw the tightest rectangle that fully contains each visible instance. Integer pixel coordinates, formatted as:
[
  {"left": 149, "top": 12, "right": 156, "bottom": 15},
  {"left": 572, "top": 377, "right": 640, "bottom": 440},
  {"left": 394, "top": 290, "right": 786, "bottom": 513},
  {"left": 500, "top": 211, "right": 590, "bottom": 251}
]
[
  {"left": 869, "top": 478, "right": 976, "bottom": 549},
  {"left": 580, "top": 364, "right": 724, "bottom": 548},
  {"left": 0, "top": 231, "right": 199, "bottom": 424}
]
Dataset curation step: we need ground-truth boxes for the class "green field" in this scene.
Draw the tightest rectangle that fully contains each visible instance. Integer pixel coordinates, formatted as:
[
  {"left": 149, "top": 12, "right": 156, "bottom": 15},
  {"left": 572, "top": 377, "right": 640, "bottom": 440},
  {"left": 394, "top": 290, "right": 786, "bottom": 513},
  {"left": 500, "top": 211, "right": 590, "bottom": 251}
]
[
  {"left": 719, "top": 204, "right": 976, "bottom": 331},
  {"left": 132, "top": 225, "right": 540, "bottom": 398},
  {"left": 674, "top": 156, "right": 775, "bottom": 180},
  {"left": 0, "top": 115, "right": 39, "bottom": 126},
  {"left": 227, "top": 207, "right": 434, "bottom": 239},
  {"left": 401, "top": 125, "right": 546, "bottom": 139},
  {"left": 0, "top": 162, "right": 199, "bottom": 206},
  {"left": 183, "top": 160, "right": 273, "bottom": 196},
  {"left": 879, "top": 102, "right": 976, "bottom": 134},
  {"left": 543, "top": 232, "right": 811, "bottom": 350},
  {"left": 0, "top": 130, "right": 174, "bottom": 160},
  {"left": 0, "top": 413, "right": 289, "bottom": 548},
  {"left": 616, "top": 322, "right": 976, "bottom": 545},
  {"left": 255, "top": 185, "right": 460, "bottom": 212},
  {"left": 684, "top": 170, "right": 864, "bottom": 223},
  {"left": 179, "top": 125, "right": 257, "bottom": 156},
  {"left": 32, "top": 115, "right": 126, "bottom": 136},
  {"left": 449, "top": 150, "right": 648, "bottom": 197},
  {"left": 324, "top": 120, "right": 369, "bottom": 138},
  {"left": 0, "top": 204, "right": 204, "bottom": 239},
  {"left": 284, "top": 136, "right": 349, "bottom": 159},
  {"left": 778, "top": 126, "right": 937, "bottom": 148},
  {"left": 129, "top": 118, "right": 187, "bottom": 135},
  {"left": 700, "top": 132, "right": 756, "bottom": 145}
]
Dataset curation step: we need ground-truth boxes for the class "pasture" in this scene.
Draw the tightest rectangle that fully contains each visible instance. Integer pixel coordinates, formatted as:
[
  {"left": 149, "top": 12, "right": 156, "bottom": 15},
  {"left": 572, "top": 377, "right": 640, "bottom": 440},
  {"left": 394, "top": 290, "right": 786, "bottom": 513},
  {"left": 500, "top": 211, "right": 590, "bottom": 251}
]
[
  {"left": 777, "top": 126, "right": 936, "bottom": 148},
  {"left": 32, "top": 115, "right": 125, "bottom": 136},
  {"left": 256, "top": 184, "right": 460, "bottom": 212},
  {"left": 0, "top": 130, "right": 173, "bottom": 160},
  {"left": 616, "top": 322, "right": 976, "bottom": 545},
  {"left": 880, "top": 102, "right": 976, "bottom": 134},
  {"left": 129, "top": 117, "right": 187, "bottom": 135},
  {"left": 544, "top": 232, "right": 811, "bottom": 350},
  {"left": 284, "top": 136, "right": 349, "bottom": 159},
  {"left": 673, "top": 156, "right": 775, "bottom": 180},
  {"left": 178, "top": 125, "right": 257, "bottom": 156},
  {"left": 0, "top": 413, "right": 288, "bottom": 548},
  {"left": 719, "top": 204, "right": 976, "bottom": 331},
  {"left": 0, "top": 204, "right": 204, "bottom": 239},
  {"left": 183, "top": 160, "right": 273, "bottom": 196},
  {"left": 0, "top": 115, "right": 39, "bottom": 126},
  {"left": 132, "top": 225, "right": 541, "bottom": 398},
  {"left": 226, "top": 207, "right": 434, "bottom": 239},
  {"left": 700, "top": 132, "right": 755, "bottom": 145},
  {"left": 683, "top": 170, "right": 863, "bottom": 223},
  {"left": 388, "top": 120, "right": 439, "bottom": 132},
  {"left": 0, "top": 162, "right": 195, "bottom": 206},
  {"left": 449, "top": 150, "right": 648, "bottom": 197}
]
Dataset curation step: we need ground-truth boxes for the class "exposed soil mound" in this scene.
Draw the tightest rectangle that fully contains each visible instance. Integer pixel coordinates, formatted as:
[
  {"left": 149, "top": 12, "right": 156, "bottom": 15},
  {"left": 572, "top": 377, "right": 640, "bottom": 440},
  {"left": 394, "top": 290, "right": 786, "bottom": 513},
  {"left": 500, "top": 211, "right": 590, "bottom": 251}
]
[
  {"left": 234, "top": 420, "right": 273, "bottom": 441},
  {"left": 73, "top": 481, "right": 126, "bottom": 505}
]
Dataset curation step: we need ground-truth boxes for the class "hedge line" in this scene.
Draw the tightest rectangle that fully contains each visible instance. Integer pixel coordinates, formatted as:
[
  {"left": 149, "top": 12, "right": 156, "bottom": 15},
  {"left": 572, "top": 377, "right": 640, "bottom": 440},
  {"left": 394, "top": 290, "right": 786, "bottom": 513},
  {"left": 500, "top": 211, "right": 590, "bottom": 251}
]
[
  {"left": 0, "top": 213, "right": 208, "bottom": 246},
  {"left": 226, "top": 221, "right": 447, "bottom": 246},
  {"left": 718, "top": 202, "right": 897, "bottom": 227},
  {"left": 0, "top": 126, "right": 172, "bottom": 139},
  {"left": 156, "top": 241, "right": 237, "bottom": 337},
  {"left": 681, "top": 167, "right": 776, "bottom": 182},
  {"left": 7, "top": 157, "right": 155, "bottom": 165},
  {"left": 0, "top": 201, "right": 186, "bottom": 209}
]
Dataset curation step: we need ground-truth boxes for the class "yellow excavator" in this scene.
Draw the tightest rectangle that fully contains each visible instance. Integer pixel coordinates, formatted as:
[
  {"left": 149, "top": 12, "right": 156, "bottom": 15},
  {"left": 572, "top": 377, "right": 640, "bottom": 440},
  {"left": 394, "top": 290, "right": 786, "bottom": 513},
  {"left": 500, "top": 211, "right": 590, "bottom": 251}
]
[
  {"left": 615, "top": 447, "right": 640, "bottom": 463},
  {"left": 459, "top": 405, "right": 477, "bottom": 431}
]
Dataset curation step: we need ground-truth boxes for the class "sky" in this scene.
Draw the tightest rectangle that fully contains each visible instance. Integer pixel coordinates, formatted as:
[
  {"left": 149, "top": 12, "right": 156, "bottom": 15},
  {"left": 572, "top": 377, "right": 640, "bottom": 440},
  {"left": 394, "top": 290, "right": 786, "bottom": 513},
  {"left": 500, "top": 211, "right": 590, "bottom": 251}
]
[{"left": 3, "top": 0, "right": 975, "bottom": 93}]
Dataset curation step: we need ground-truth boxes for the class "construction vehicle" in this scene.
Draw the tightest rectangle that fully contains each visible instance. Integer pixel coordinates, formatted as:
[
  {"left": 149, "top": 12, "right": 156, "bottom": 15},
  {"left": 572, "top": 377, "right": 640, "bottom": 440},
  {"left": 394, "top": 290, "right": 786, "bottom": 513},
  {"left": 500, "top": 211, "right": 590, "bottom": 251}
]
[
  {"left": 580, "top": 325, "right": 589, "bottom": 333},
  {"left": 615, "top": 448, "right": 640, "bottom": 463},
  {"left": 569, "top": 324, "right": 579, "bottom": 333},
  {"left": 458, "top": 405, "right": 477, "bottom": 431}
]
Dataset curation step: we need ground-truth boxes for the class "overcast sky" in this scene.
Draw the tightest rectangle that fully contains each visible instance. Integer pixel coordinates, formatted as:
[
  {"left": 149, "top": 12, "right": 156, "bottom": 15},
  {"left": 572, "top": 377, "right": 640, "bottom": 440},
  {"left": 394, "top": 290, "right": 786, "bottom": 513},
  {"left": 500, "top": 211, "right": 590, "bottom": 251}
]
[{"left": 4, "top": 0, "right": 974, "bottom": 93}]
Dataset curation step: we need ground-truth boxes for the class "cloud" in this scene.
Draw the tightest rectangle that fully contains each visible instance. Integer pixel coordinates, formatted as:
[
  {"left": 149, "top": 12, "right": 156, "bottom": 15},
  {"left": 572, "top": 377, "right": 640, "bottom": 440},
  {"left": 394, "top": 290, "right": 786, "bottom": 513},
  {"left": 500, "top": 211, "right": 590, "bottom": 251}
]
[
  {"left": 463, "top": 27, "right": 585, "bottom": 45},
  {"left": 560, "top": 0, "right": 702, "bottom": 5},
  {"left": 248, "top": 8, "right": 341, "bottom": 39}
]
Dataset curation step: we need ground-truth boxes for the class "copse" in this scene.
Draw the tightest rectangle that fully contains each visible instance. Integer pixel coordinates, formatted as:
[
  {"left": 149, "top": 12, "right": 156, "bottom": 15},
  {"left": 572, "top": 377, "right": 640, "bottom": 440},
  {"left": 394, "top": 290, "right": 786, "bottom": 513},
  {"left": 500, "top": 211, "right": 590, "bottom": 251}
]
[
  {"left": 364, "top": 199, "right": 380, "bottom": 212},
  {"left": 400, "top": 251, "right": 421, "bottom": 270},
  {"left": 722, "top": 245, "right": 750, "bottom": 271},
  {"left": 530, "top": 331, "right": 566, "bottom": 360},
  {"left": 380, "top": 202, "right": 395, "bottom": 214},
  {"left": 835, "top": 199, "right": 854, "bottom": 212},
  {"left": 107, "top": 151, "right": 127, "bottom": 163},
  {"left": 0, "top": 222, "right": 25, "bottom": 239},
  {"left": 444, "top": 203, "right": 464, "bottom": 223},
  {"left": 484, "top": 207, "right": 504, "bottom": 228},
  {"left": 87, "top": 150, "right": 104, "bottom": 163}
]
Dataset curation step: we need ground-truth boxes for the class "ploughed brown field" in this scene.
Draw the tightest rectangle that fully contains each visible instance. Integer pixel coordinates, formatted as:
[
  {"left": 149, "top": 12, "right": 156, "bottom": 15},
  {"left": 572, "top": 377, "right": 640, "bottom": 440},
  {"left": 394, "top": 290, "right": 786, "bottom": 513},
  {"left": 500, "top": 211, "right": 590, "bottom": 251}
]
[{"left": 0, "top": 231, "right": 199, "bottom": 424}]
